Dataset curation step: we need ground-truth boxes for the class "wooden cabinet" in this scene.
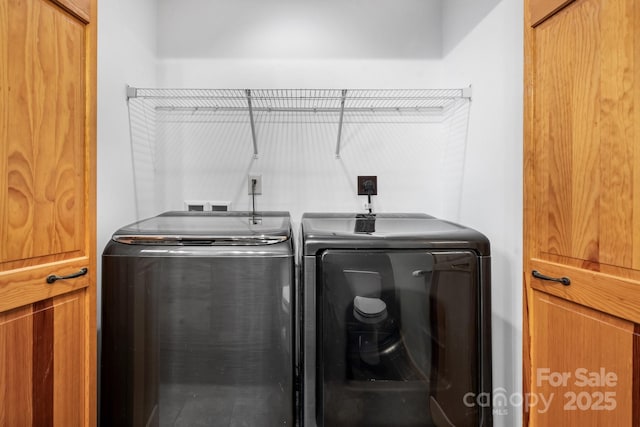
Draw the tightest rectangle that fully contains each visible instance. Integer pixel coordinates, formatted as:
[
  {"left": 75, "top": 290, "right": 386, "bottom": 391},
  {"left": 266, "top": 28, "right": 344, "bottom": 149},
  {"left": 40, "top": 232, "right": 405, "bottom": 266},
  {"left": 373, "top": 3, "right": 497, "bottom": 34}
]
[
  {"left": 524, "top": 0, "right": 640, "bottom": 425},
  {"left": 0, "top": 0, "right": 96, "bottom": 425},
  {"left": 527, "top": 291, "right": 636, "bottom": 426}
]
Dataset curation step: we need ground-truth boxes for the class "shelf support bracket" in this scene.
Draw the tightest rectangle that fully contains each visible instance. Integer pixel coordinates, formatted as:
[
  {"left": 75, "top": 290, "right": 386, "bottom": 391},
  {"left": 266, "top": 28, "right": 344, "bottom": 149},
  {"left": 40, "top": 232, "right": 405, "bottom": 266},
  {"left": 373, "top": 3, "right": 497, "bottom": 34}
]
[
  {"left": 246, "top": 89, "right": 259, "bottom": 159},
  {"left": 126, "top": 85, "right": 138, "bottom": 100},
  {"left": 462, "top": 85, "right": 472, "bottom": 100},
  {"left": 335, "top": 89, "right": 348, "bottom": 158}
]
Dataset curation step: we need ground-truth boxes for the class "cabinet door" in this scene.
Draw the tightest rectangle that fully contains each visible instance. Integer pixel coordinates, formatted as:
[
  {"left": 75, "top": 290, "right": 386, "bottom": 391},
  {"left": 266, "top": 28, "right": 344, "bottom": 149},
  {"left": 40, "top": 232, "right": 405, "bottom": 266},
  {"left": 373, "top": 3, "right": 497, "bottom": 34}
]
[
  {"left": 528, "top": 291, "right": 638, "bottom": 426},
  {"left": 0, "top": 0, "right": 96, "bottom": 425},
  {"left": 525, "top": 0, "right": 640, "bottom": 322},
  {"left": 0, "top": 0, "right": 96, "bottom": 310},
  {"left": 524, "top": 0, "right": 640, "bottom": 425}
]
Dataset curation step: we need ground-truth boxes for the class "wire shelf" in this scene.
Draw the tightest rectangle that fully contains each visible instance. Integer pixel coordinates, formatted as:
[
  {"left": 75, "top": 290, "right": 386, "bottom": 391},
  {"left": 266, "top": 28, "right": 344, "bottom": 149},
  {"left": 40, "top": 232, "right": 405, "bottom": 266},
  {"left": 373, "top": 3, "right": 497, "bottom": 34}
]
[
  {"left": 127, "top": 87, "right": 471, "bottom": 158},
  {"left": 130, "top": 88, "right": 466, "bottom": 111}
]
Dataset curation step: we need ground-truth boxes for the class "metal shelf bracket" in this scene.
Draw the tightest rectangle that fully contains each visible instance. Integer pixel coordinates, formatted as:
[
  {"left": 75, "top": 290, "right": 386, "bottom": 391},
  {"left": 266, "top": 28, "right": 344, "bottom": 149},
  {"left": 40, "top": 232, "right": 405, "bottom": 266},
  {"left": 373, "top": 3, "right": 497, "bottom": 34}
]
[
  {"left": 126, "top": 85, "right": 138, "bottom": 100},
  {"left": 462, "top": 85, "right": 472, "bottom": 100},
  {"left": 335, "top": 89, "right": 348, "bottom": 158},
  {"left": 246, "top": 89, "right": 259, "bottom": 159}
]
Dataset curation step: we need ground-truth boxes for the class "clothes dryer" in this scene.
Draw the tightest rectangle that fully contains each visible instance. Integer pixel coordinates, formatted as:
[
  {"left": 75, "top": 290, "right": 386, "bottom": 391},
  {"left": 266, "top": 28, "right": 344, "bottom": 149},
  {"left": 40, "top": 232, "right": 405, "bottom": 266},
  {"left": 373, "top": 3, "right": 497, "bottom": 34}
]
[{"left": 300, "top": 213, "right": 492, "bottom": 427}]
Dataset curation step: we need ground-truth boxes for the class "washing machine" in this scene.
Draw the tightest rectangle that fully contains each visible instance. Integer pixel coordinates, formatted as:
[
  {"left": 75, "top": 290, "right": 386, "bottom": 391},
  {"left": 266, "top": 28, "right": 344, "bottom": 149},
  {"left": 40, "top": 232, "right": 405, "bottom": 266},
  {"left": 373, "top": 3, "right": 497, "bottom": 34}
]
[
  {"left": 300, "top": 213, "right": 492, "bottom": 427},
  {"left": 100, "top": 211, "right": 295, "bottom": 426}
]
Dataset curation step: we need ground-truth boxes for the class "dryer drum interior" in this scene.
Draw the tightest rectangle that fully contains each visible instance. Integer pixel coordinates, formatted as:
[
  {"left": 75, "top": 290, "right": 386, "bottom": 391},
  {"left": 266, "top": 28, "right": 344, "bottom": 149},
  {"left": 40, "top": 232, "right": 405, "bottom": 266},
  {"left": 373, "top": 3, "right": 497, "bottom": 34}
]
[{"left": 320, "top": 250, "right": 481, "bottom": 426}]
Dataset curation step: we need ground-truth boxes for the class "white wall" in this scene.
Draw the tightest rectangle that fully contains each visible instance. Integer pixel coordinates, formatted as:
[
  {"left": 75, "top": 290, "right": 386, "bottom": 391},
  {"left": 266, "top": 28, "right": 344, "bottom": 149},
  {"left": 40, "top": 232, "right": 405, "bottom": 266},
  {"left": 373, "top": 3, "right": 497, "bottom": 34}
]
[
  {"left": 131, "top": 91, "right": 469, "bottom": 225},
  {"left": 442, "top": 1, "right": 523, "bottom": 425},
  {"left": 146, "top": 59, "right": 457, "bottom": 231},
  {"left": 151, "top": 0, "right": 452, "bottom": 232},
  {"left": 158, "top": 58, "right": 443, "bottom": 88},
  {"left": 97, "top": 0, "right": 157, "bottom": 323},
  {"left": 157, "top": 0, "right": 442, "bottom": 59}
]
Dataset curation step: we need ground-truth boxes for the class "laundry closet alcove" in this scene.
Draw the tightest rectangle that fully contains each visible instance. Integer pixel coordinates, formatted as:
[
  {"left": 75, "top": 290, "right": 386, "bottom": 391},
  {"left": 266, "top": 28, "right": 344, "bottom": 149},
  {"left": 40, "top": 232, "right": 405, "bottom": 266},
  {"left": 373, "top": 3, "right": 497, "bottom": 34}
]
[{"left": 100, "top": 86, "right": 490, "bottom": 427}]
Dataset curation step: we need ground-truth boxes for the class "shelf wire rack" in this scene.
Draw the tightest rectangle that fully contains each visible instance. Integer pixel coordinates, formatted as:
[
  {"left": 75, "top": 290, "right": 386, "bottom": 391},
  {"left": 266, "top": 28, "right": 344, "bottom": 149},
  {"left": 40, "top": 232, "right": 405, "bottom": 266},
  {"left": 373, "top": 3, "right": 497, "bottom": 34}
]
[{"left": 127, "top": 87, "right": 471, "bottom": 158}]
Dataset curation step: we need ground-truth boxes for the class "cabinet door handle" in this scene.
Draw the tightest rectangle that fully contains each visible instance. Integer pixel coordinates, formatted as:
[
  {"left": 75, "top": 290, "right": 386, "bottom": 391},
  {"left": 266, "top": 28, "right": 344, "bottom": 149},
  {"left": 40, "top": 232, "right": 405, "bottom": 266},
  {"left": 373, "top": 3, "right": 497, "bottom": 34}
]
[
  {"left": 46, "top": 267, "right": 88, "bottom": 284},
  {"left": 532, "top": 270, "right": 570, "bottom": 286}
]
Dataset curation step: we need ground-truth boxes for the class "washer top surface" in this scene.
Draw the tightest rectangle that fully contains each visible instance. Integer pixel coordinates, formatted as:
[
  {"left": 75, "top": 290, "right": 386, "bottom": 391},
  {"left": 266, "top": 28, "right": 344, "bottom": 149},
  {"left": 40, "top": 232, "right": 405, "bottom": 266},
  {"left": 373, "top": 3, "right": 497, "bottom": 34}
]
[
  {"left": 301, "top": 212, "right": 490, "bottom": 255},
  {"left": 112, "top": 211, "right": 291, "bottom": 245}
]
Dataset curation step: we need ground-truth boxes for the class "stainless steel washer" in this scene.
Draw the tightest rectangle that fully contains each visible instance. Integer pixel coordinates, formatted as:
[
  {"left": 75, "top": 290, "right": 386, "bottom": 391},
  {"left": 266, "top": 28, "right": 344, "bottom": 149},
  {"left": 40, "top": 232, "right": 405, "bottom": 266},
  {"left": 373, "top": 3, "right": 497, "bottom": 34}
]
[{"left": 100, "top": 211, "right": 294, "bottom": 426}]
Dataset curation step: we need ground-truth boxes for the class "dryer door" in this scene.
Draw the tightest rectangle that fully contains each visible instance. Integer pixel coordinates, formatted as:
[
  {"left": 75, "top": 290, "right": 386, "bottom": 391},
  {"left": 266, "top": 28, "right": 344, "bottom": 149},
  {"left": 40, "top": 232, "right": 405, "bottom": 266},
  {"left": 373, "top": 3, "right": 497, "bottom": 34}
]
[{"left": 318, "top": 249, "right": 482, "bottom": 427}]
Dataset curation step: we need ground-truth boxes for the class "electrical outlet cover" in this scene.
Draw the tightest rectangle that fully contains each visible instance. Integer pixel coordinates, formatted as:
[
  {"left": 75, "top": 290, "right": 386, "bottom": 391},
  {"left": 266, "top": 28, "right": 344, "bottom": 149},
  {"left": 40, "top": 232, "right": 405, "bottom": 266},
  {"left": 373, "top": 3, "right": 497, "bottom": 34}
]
[
  {"left": 357, "top": 176, "right": 378, "bottom": 195},
  {"left": 209, "top": 201, "right": 232, "bottom": 211},
  {"left": 184, "top": 200, "right": 208, "bottom": 211},
  {"left": 248, "top": 175, "right": 262, "bottom": 195}
]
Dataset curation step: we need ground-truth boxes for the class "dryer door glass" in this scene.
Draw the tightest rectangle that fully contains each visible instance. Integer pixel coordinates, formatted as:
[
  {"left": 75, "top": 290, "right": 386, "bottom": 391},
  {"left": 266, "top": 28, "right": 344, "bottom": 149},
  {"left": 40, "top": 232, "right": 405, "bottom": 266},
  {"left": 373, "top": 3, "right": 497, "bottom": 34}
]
[{"left": 318, "top": 250, "right": 480, "bottom": 427}]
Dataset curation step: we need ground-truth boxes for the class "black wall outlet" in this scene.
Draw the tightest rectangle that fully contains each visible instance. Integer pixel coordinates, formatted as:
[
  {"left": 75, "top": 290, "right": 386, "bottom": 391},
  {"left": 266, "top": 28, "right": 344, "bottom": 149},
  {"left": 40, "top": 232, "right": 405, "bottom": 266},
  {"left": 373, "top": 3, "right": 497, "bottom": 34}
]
[{"left": 357, "top": 176, "right": 378, "bottom": 195}]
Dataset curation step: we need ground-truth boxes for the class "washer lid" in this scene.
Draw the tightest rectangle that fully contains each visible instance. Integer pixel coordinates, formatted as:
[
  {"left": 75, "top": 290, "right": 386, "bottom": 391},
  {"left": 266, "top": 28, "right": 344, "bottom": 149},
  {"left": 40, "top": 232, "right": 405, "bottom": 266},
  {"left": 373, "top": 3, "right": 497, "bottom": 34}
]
[{"left": 112, "top": 211, "right": 291, "bottom": 245}]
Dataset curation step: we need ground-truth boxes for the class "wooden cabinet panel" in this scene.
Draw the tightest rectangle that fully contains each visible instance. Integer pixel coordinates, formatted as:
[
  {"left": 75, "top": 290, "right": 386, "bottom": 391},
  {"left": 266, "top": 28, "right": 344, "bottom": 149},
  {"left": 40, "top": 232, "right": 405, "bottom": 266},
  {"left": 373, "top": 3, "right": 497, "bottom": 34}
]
[
  {"left": 530, "top": 0, "right": 640, "bottom": 277},
  {"left": 598, "top": 0, "right": 639, "bottom": 270},
  {"left": 530, "top": 0, "right": 575, "bottom": 26},
  {"left": 529, "top": 258, "right": 640, "bottom": 324},
  {"left": 0, "top": 290, "right": 87, "bottom": 427},
  {"left": 0, "top": 0, "right": 95, "bottom": 296},
  {"left": 52, "top": 291, "right": 86, "bottom": 425},
  {"left": 0, "top": 259, "right": 89, "bottom": 312},
  {"left": 51, "top": 0, "right": 91, "bottom": 23},
  {"left": 0, "top": 305, "right": 33, "bottom": 425},
  {"left": 2, "top": 0, "right": 86, "bottom": 269},
  {"left": 529, "top": 291, "right": 637, "bottom": 426},
  {"left": 533, "top": 0, "right": 600, "bottom": 267}
]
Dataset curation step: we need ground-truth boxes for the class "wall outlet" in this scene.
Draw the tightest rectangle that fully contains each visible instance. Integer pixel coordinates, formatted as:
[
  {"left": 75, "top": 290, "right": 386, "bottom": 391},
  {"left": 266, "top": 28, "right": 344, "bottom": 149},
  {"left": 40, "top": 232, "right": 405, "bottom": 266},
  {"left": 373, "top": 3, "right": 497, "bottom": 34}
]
[
  {"left": 184, "top": 200, "right": 208, "bottom": 211},
  {"left": 248, "top": 175, "right": 262, "bottom": 195},
  {"left": 184, "top": 200, "right": 232, "bottom": 211},
  {"left": 209, "top": 201, "right": 232, "bottom": 211},
  {"left": 357, "top": 176, "right": 378, "bottom": 195}
]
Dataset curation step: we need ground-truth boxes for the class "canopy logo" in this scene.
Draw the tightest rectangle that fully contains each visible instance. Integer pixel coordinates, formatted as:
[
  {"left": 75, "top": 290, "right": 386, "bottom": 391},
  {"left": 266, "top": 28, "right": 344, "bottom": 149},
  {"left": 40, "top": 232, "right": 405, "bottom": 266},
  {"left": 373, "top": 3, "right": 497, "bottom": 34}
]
[
  {"left": 464, "top": 368, "right": 618, "bottom": 416},
  {"left": 463, "top": 388, "right": 553, "bottom": 415}
]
